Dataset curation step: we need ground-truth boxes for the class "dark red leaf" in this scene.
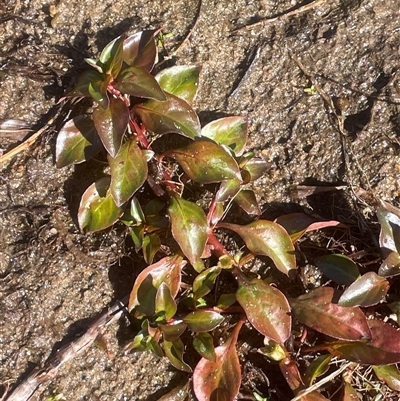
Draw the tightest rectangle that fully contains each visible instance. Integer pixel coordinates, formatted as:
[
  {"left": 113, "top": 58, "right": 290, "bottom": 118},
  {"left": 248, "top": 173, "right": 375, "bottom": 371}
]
[
  {"left": 122, "top": 30, "right": 157, "bottom": 71},
  {"left": 234, "top": 189, "right": 261, "bottom": 216}
]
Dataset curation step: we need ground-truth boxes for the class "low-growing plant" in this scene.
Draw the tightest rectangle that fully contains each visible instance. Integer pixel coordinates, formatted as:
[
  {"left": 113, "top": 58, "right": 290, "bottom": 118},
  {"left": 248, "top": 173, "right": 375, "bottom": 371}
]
[{"left": 56, "top": 30, "right": 400, "bottom": 400}]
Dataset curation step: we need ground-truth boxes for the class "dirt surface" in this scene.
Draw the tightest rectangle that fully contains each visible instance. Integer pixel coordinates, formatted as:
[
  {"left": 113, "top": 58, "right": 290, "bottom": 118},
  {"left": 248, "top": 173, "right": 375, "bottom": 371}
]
[{"left": 1, "top": 0, "right": 399, "bottom": 400}]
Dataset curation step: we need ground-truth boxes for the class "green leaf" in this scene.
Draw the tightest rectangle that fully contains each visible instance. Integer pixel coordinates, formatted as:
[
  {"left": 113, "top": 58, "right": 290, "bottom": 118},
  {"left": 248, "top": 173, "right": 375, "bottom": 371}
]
[
  {"left": 216, "top": 293, "right": 237, "bottom": 310},
  {"left": 218, "top": 220, "right": 296, "bottom": 275},
  {"left": 159, "top": 322, "right": 187, "bottom": 342},
  {"left": 56, "top": 115, "right": 102, "bottom": 167},
  {"left": 342, "top": 383, "right": 360, "bottom": 401},
  {"left": 84, "top": 57, "right": 103, "bottom": 73},
  {"left": 236, "top": 276, "right": 291, "bottom": 344},
  {"left": 155, "top": 282, "right": 177, "bottom": 320},
  {"left": 193, "top": 266, "right": 222, "bottom": 301},
  {"left": 164, "top": 339, "right": 192, "bottom": 372},
  {"left": 304, "top": 354, "right": 332, "bottom": 386},
  {"left": 77, "top": 176, "right": 123, "bottom": 233},
  {"left": 142, "top": 233, "right": 161, "bottom": 264},
  {"left": 156, "top": 65, "right": 200, "bottom": 104},
  {"left": 130, "top": 197, "right": 146, "bottom": 224},
  {"left": 130, "top": 225, "right": 144, "bottom": 251},
  {"left": 234, "top": 189, "right": 261, "bottom": 216},
  {"left": 129, "top": 255, "right": 185, "bottom": 315},
  {"left": 92, "top": 97, "right": 129, "bottom": 157},
  {"left": 314, "top": 254, "right": 360, "bottom": 286},
  {"left": 122, "top": 30, "right": 157, "bottom": 71},
  {"left": 289, "top": 287, "right": 372, "bottom": 341},
  {"left": 108, "top": 137, "right": 148, "bottom": 206},
  {"left": 114, "top": 66, "right": 166, "bottom": 100},
  {"left": 99, "top": 34, "right": 125, "bottom": 77},
  {"left": 164, "top": 139, "right": 242, "bottom": 184},
  {"left": 201, "top": 116, "right": 247, "bottom": 156},
  {"left": 338, "top": 272, "right": 389, "bottom": 307},
  {"left": 378, "top": 251, "right": 400, "bottom": 277},
  {"left": 88, "top": 75, "right": 110, "bottom": 109},
  {"left": 327, "top": 319, "right": 400, "bottom": 364},
  {"left": 193, "top": 333, "right": 216, "bottom": 361},
  {"left": 134, "top": 93, "right": 201, "bottom": 139},
  {"left": 183, "top": 311, "right": 224, "bottom": 332},
  {"left": 373, "top": 365, "right": 400, "bottom": 391},
  {"left": 193, "top": 321, "right": 242, "bottom": 401},
  {"left": 168, "top": 194, "right": 208, "bottom": 271},
  {"left": 67, "top": 70, "right": 103, "bottom": 98}
]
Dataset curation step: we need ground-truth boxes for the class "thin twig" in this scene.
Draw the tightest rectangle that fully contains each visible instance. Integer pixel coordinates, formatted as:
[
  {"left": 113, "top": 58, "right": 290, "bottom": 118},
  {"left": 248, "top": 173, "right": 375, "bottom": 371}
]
[
  {"left": 3, "top": 296, "right": 128, "bottom": 401},
  {"left": 290, "top": 362, "right": 352, "bottom": 401},
  {"left": 232, "top": 0, "right": 327, "bottom": 32}
]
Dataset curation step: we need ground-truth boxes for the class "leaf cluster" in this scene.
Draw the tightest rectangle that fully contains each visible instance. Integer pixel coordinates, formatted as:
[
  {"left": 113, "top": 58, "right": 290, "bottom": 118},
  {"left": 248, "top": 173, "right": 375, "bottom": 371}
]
[{"left": 56, "top": 31, "right": 400, "bottom": 400}]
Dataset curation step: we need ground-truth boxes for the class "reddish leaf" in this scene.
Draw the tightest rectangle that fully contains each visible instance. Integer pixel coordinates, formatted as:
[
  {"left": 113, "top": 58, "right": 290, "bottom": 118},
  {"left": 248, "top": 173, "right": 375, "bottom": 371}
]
[
  {"left": 56, "top": 115, "right": 102, "bottom": 167},
  {"left": 164, "top": 139, "right": 242, "bottom": 184},
  {"left": 377, "top": 206, "right": 400, "bottom": 255},
  {"left": 134, "top": 93, "right": 201, "bottom": 139},
  {"left": 122, "top": 30, "right": 157, "bottom": 71},
  {"left": 242, "top": 157, "right": 269, "bottom": 181},
  {"left": 338, "top": 272, "right": 389, "bottom": 307},
  {"left": 234, "top": 189, "right": 261, "bottom": 216},
  {"left": 156, "top": 65, "right": 200, "bottom": 104},
  {"left": 279, "top": 357, "right": 304, "bottom": 391},
  {"left": 114, "top": 66, "right": 166, "bottom": 100},
  {"left": 128, "top": 254, "right": 186, "bottom": 315},
  {"left": 78, "top": 176, "right": 123, "bottom": 233},
  {"left": 108, "top": 137, "right": 148, "bottom": 206},
  {"left": 92, "top": 97, "right": 129, "bottom": 157},
  {"left": 168, "top": 194, "right": 208, "bottom": 272},
  {"left": 378, "top": 251, "right": 400, "bottom": 277},
  {"left": 373, "top": 365, "right": 400, "bottom": 391},
  {"left": 290, "top": 287, "right": 371, "bottom": 341},
  {"left": 327, "top": 319, "right": 400, "bottom": 364},
  {"left": 218, "top": 220, "right": 296, "bottom": 275},
  {"left": 342, "top": 383, "right": 360, "bottom": 401},
  {"left": 314, "top": 254, "right": 360, "bottom": 286},
  {"left": 183, "top": 311, "right": 224, "bottom": 332},
  {"left": 275, "top": 213, "right": 343, "bottom": 243},
  {"left": 216, "top": 178, "right": 241, "bottom": 202},
  {"left": 236, "top": 275, "right": 291, "bottom": 343},
  {"left": 164, "top": 339, "right": 192, "bottom": 373},
  {"left": 201, "top": 116, "right": 248, "bottom": 156},
  {"left": 193, "top": 321, "right": 243, "bottom": 401}
]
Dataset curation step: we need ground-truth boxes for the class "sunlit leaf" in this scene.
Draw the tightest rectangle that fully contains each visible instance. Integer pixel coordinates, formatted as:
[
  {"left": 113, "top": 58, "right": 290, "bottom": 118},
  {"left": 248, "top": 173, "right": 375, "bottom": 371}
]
[
  {"left": 314, "top": 254, "right": 360, "bottom": 286},
  {"left": 242, "top": 157, "right": 269, "bottom": 181},
  {"left": 159, "top": 322, "right": 187, "bottom": 342},
  {"left": 378, "top": 251, "right": 400, "bottom": 277},
  {"left": 216, "top": 178, "right": 241, "bottom": 202},
  {"left": 327, "top": 319, "right": 400, "bottom": 364},
  {"left": 142, "top": 233, "right": 161, "bottom": 264},
  {"left": 183, "top": 311, "right": 224, "bottom": 332},
  {"left": 164, "top": 339, "right": 192, "bottom": 372},
  {"left": 156, "top": 65, "right": 200, "bottom": 104},
  {"left": 193, "top": 265, "right": 222, "bottom": 301},
  {"left": 92, "top": 97, "right": 129, "bottom": 157},
  {"left": 304, "top": 354, "right": 332, "bottom": 386},
  {"left": 108, "top": 137, "right": 147, "bottom": 206},
  {"left": 372, "top": 365, "right": 400, "bottom": 391},
  {"left": 218, "top": 220, "right": 296, "bottom": 275},
  {"left": 84, "top": 57, "right": 103, "bottom": 73},
  {"left": 236, "top": 275, "right": 291, "bottom": 343},
  {"left": 290, "top": 287, "right": 371, "bottom": 341},
  {"left": 158, "top": 381, "right": 190, "bottom": 401},
  {"left": 128, "top": 254, "right": 186, "bottom": 315},
  {"left": 125, "top": 320, "right": 163, "bottom": 357},
  {"left": 134, "top": 93, "right": 201, "bottom": 139},
  {"left": 155, "top": 282, "right": 177, "bottom": 320},
  {"left": 114, "top": 66, "right": 166, "bottom": 100},
  {"left": 99, "top": 34, "right": 125, "bottom": 77},
  {"left": 67, "top": 70, "right": 103, "bottom": 98},
  {"left": 56, "top": 115, "right": 102, "bottom": 167},
  {"left": 78, "top": 176, "right": 123, "bottom": 233},
  {"left": 234, "top": 189, "right": 261, "bottom": 216},
  {"left": 130, "top": 197, "right": 146, "bottom": 223},
  {"left": 201, "top": 116, "right": 248, "bottom": 156},
  {"left": 258, "top": 338, "right": 287, "bottom": 361},
  {"left": 130, "top": 225, "right": 144, "bottom": 251},
  {"left": 193, "top": 321, "right": 242, "bottom": 401},
  {"left": 338, "top": 272, "right": 389, "bottom": 307},
  {"left": 88, "top": 75, "right": 110, "bottom": 108},
  {"left": 168, "top": 194, "right": 208, "bottom": 271},
  {"left": 377, "top": 206, "right": 400, "bottom": 255},
  {"left": 193, "top": 333, "right": 216, "bottom": 361},
  {"left": 122, "top": 30, "right": 157, "bottom": 71},
  {"left": 275, "top": 213, "right": 343, "bottom": 243}
]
